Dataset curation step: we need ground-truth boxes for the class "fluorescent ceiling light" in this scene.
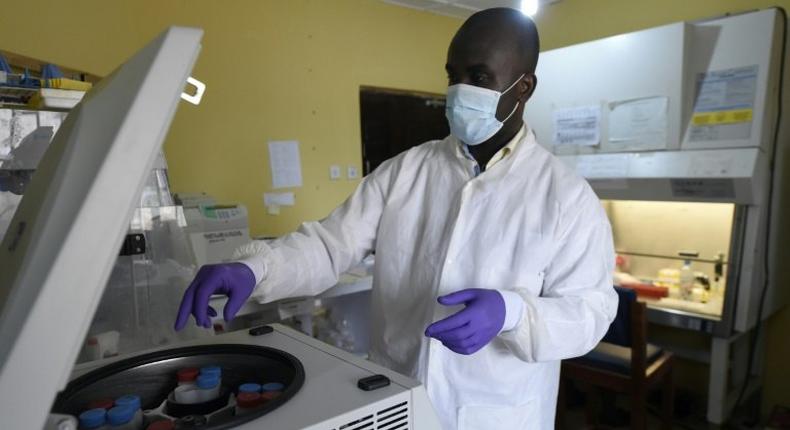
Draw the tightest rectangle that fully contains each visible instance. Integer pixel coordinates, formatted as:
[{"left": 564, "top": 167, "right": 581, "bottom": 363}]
[{"left": 521, "top": 0, "right": 539, "bottom": 17}]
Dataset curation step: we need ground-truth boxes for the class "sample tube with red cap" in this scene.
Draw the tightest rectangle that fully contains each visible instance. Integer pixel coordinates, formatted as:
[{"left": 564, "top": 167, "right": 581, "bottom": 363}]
[
  {"left": 235, "top": 392, "right": 262, "bottom": 416},
  {"left": 87, "top": 398, "right": 114, "bottom": 411},
  {"left": 146, "top": 419, "right": 175, "bottom": 430},
  {"left": 177, "top": 368, "right": 199, "bottom": 386}
]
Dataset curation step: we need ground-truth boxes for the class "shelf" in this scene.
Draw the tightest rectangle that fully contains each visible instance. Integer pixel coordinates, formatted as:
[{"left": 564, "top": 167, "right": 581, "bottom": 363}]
[
  {"left": 0, "top": 49, "right": 101, "bottom": 83},
  {"left": 0, "top": 49, "right": 96, "bottom": 111}
]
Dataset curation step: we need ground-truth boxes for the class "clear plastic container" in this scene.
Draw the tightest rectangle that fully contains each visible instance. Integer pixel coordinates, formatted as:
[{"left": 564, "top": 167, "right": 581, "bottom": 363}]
[{"left": 680, "top": 260, "right": 694, "bottom": 300}]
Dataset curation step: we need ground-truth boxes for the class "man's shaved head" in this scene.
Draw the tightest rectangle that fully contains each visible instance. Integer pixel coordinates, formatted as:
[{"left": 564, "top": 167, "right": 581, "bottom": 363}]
[
  {"left": 455, "top": 8, "right": 540, "bottom": 75},
  {"left": 444, "top": 7, "right": 540, "bottom": 155},
  {"left": 445, "top": 7, "right": 539, "bottom": 95}
]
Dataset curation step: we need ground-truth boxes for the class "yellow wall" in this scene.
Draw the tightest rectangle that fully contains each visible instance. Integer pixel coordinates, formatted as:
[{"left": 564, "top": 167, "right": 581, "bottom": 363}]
[
  {"left": 1, "top": 0, "right": 787, "bottom": 415},
  {"left": 0, "top": 0, "right": 461, "bottom": 237},
  {"left": 534, "top": 0, "right": 790, "bottom": 413}
]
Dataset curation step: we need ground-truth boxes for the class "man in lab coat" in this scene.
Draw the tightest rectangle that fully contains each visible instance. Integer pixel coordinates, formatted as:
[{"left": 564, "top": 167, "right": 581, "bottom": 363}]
[{"left": 176, "top": 8, "right": 617, "bottom": 429}]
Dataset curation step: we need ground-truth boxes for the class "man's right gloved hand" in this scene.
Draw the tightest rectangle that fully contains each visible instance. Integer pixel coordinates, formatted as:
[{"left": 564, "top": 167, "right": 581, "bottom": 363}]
[{"left": 174, "top": 263, "right": 256, "bottom": 331}]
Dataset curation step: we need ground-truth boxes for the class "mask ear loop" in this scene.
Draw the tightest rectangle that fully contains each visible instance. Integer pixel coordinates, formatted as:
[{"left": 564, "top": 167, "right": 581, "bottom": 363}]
[
  {"left": 499, "top": 73, "right": 526, "bottom": 123},
  {"left": 501, "top": 100, "right": 521, "bottom": 123},
  {"left": 501, "top": 73, "right": 526, "bottom": 95}
]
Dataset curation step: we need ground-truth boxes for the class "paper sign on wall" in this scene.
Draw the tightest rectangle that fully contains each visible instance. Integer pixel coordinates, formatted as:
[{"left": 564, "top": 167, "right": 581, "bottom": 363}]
[
  {"left": 268, "top": 140, "right": 303, "bottom": 189},
  {"left": 608, "top": 96, "right": 668, "bottom": 148},
  {"left": 263, "top": 192, "right": 295, "bottom": 207},
  {"left": 552, "top": 105, "right": 601, "bottom": 146},
  {"left": 689, "top": 65, "right": 758, "bottom": 142}
]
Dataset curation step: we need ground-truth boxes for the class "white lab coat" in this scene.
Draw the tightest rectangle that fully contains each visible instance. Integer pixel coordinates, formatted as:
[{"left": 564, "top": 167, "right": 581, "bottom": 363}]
[{"left": 236, "top": 128, "right": 617, "bottom": 430}]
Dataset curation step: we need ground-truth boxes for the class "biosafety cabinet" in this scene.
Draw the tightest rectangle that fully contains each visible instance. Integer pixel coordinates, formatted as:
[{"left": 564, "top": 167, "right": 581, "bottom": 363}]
[
  {"left": 0, "top": 27, "right": 440, "bottom": 429},
  {"left": 525, "top": 8, "right": 789, "bottom": 424}
]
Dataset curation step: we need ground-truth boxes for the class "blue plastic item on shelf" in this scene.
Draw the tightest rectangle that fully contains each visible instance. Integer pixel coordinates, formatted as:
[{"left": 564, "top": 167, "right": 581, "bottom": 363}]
[
  {"left": 18, "top": 68, "right": 38, "bottom": 88},
  {"left": 0, "top": 55, "right": 11, "bottom": 74},
  {"left": 261, "top": 382, "right": 284, "bottom": 392},
  {"left": 40, "top": 64, "right": 64, "bottom": 85},
  {"left": 238, "top": 383, "right": 262, "bottom": 394},
  {"left": 78, "top": 408, "right": 107, "bottom": 429}
]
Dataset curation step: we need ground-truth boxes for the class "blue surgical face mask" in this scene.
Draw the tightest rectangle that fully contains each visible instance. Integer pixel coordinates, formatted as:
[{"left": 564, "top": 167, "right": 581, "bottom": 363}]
[{"left": 445, "top": 73, "right": 525, "bottom": 146}]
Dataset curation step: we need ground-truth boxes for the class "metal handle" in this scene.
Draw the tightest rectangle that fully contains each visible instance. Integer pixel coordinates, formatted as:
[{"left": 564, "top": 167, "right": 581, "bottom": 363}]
[
  {"left": 180, "top": 76, "right": 205, "bottom": 105},
  {"left": 616, "top": 250, "right": 728, "bottom": 265}
]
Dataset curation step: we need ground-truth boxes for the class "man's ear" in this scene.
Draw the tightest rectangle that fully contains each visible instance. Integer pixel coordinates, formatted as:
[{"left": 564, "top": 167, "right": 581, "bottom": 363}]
[{"left": 521, "top": 74, "right": 538, "bottom": 102}]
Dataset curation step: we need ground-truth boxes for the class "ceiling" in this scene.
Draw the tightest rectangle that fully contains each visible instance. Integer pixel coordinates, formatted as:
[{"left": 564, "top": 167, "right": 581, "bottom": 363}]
[{"left": 380, "top": 0, "right": 561, "bottom": 19}]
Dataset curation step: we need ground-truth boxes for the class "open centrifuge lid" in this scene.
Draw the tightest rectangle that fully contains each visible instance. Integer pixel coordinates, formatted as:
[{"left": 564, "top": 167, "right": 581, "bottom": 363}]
[{"left": 0, "top": 27, "right": 203, "bottom": 428}]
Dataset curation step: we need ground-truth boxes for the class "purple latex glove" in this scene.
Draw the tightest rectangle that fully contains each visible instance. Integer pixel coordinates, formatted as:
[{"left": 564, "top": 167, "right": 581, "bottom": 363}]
[
  {"left": 174, "top": 263, "right": 256, "bottom": 331},
  {"left": 424, "top": 288, "right": 506, "bottom": 355}
]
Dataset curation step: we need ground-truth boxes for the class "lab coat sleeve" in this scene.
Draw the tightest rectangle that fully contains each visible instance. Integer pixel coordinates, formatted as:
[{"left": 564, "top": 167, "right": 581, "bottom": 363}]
[
  {"left": 232, "top": 166, "right": 389, "bottom": 304},
  {"left": 499, "top": 192, "right": 617, "bottom": 362}
]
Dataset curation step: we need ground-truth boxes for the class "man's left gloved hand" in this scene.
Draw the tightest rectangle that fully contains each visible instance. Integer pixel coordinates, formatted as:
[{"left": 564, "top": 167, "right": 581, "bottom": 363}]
[{"left": 424, "top": 288, "right": 506, "bottom": 355}]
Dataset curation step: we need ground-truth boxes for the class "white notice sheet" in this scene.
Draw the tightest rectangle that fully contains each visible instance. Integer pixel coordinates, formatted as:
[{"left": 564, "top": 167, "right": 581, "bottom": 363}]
[
  {"left": 263, "top": 192, "right": 295, "bottom": 207},
  {"left": 608, "top": 96, "right": 668, "bottom": 149},
  {"left": 268, "top": 140, "right": 303, "bottom": 189},
  {"left": 552, "top": 105, "right": 601, "bottom": 146}
]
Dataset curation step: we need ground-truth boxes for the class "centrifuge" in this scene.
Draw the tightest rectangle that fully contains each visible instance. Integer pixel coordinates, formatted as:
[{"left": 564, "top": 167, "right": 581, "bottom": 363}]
[{"left": 0, "top": 26, "right": 440, "bottom": 430}]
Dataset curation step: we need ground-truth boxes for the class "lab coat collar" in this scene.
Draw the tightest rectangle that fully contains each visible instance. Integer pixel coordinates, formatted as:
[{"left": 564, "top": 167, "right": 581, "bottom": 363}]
[{"left": 447, "top": 123, "right": 538, "bottom": 181}]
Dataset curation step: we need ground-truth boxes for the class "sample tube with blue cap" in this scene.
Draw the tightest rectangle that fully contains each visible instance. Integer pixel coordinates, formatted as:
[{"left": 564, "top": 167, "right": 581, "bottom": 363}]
[
  {"left": 113, "top": 395, "right": 143, "bottom": 429},
  {"left": 199, "top": 366, "right": 221, "bottom": 388},
  {"left": 107, "top": 405, "right": 137, "bottom": 429},
  {"left": 78, "top": 408, "right": 107, "bottom": 429},
  {"left": 261, "top": 382, "right": 284, "bottom": 392},
  {"left": 196, "top": 374, "right": 221, "bottom": 403},
  {"left": 199, "top": 366, "right": 221, "bottom": 377},
  {"left": 238, "top": 383, "right": 261, "bottom": 394}
]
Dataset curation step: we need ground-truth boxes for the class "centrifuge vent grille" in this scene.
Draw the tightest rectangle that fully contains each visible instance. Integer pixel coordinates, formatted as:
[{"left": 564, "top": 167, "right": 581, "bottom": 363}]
[
  {"left": 339, "top": 413, "right": 374, "bottom": 430},
  {"left": 376, "top": 401, "right": 409, "bottom": 429},
  {"left": 333, "top": 401, "right": 409, "bottom": 430}
]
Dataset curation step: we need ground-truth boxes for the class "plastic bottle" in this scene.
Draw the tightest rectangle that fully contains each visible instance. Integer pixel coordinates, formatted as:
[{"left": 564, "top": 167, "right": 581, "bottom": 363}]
[
  {"left": 114, "top": 395, "right": 143, "bottom": 429},
  {"left": 238, "top": 383, "right": 261, "bottom": 394},
  {"left": 679, "top": 260, "right": 694, "bottom": 300},
  {"left": 176, "top": 368, "right": 199, "bottom": 386},
  {"left": 234, "top": 392, "right": 262, "bottom": 415},
  {"left": 196, "top": 374, "right": 220, "bottom": 403},
  {"left": 106, "top": 406, "right": 137, "bottom": 430},
  {"left": 336, "top": 318, "right": 356, "bottom": 352},
  {"left": 79, "top": 408, "right": 107, "bottom": 429}
]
